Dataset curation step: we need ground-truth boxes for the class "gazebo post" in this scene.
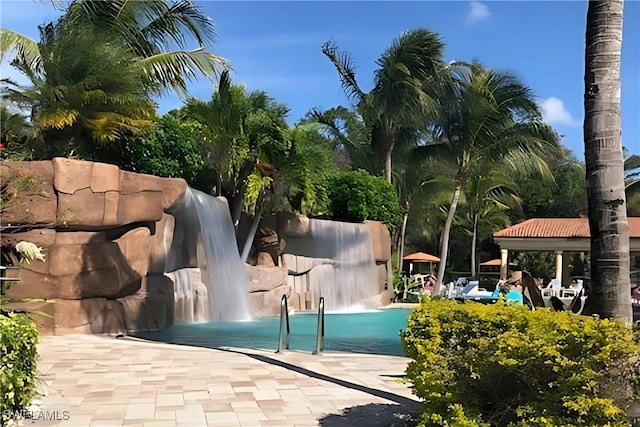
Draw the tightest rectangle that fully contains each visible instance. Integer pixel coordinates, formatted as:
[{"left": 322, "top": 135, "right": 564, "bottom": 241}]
[
  {"left": 500, "top": 249, "right": 509, "bottom": 280},
  {"left": 555, "top": 251, "right": 563, "bottom": 284}
]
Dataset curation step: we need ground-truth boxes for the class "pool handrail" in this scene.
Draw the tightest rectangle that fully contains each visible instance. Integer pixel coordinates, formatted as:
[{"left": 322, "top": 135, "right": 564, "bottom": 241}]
[
  {"left": 276, "top": 294, "right": 290, "bottom": 353},
  {"left": 312, "top": 297, "right": 325, "bottom": 355},
  {"left": 0, "top": 265, "right": 21, "bottom": 282}
]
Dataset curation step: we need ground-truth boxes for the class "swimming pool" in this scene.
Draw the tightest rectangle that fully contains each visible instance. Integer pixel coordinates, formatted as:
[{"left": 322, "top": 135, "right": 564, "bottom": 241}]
[{"left": 135, "top": 308, "right": 412, "bottom": 356}]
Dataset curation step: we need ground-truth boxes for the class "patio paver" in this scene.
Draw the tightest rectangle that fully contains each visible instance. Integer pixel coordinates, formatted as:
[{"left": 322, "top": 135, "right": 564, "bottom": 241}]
[{"left": 16, "top": 334, "right": 421, "bottom": 426}]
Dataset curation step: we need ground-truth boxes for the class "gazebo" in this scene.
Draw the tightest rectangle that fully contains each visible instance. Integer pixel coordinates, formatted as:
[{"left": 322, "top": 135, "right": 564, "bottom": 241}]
[
  {"left": 402, "top": 252, "right": 440, "bottom": 276},
  {"left": 478, "top": 258, "right": 502, "bottom": 280},
  {"left": 493, "top": 218, "right": 640, "bottom": 286}
]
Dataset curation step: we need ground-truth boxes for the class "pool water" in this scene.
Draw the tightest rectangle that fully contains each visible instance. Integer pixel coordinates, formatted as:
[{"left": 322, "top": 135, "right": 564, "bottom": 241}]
[{"left": 135, "top": 308, "right": 412, "bottom": 356}]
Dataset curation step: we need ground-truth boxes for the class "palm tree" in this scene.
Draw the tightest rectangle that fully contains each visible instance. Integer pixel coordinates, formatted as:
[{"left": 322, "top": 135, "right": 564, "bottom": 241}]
[
  {"left": 2, "top": 0, "right": 228, "bottom": 97},
  {"left": 183, "top": 73, "right": 294, "bottom": 223},
  {"left": 626, "top": 180, "right": 640, "bottom": 216},
  {"left": 183, "top": 70, "right": 250, "bottom": 199},
  {"left": 582, "top": 0, "right": 631, "bottom": 323},
  {"left": 276, "top": 123, "right": 338, "bottom": 215},
  {"left": 304, "top": 106, "right": 372, "bottom": 172},
  {"left": 462, "top": 162, "right": 521, "bottom": 277},
  {"left": 0, "top": 0, "right": 228, "bottom": 156},
  {"left": 2, "top": 20, "right": 155, "bottom": 157},
  {"left": 392, "top": 142, "right": 453, "bottom": 274},
  {"left": 425, "top": 62, "right": 560, "bottom": 291},
  {"left": 320, "top": 28, "right": 444, "bottom": 183}
]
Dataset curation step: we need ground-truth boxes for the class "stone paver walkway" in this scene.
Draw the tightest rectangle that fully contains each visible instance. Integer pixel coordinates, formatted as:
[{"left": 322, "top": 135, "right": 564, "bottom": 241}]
[{"left": 25, "top": 335, "right": 420, "bottom": 427}]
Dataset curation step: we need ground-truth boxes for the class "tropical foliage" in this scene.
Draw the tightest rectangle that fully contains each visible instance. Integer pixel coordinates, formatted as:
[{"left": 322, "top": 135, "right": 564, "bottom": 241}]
[
  {"left": 0, "top": 0, "right": 227, "bottom": 157},
  {"left": 462, "top": 162, "right": 521, "bottom": 277},
  {"left": 326, "top": 169, "right": 403, "bottom": 227},
  {"left": 3, "top": 0, "right": 629, "bottom": 319},
  {"left": 403, "top": 299, "right": 639, "bottom": 426},
  {"left": 318, "top": 28, "right": 444, "bottom": 183},
  {"left": 179, "top": 72, "right": 335, "bottom": 220},
  {"left": 626, "top": 154, "right": 640, "bottom": 217},
  {"left": 95, "top": 113, "right": 204, "bottom": 184},
  {"left": 0, "top": 103, "right": 34, "bottom": 159},
  {"left": 0, "top": 313, "right": 39, "bottom": 425},
  {"left": 420, "top": 61, "right": 560, "bottom": 288},
  {"left": 514, "top": 149, "right": 587, "bottom": 220}
]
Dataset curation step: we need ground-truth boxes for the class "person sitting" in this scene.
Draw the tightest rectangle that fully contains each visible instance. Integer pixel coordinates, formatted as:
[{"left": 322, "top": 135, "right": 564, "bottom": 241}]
[
  {"left": 423, "top": 274, "right": 436, "bottom": 294},
  {"left": 570, "top": 280, "right": 583, "bottom": 292},
  {"left": 492, "top": 280, "right": 523, "bottom": 305}
]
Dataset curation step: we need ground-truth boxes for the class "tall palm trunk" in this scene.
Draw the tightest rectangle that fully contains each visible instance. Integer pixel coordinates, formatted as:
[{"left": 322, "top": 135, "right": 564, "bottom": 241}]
[
  {"left": 385, "top": 148, "right": 393, "bottom": 184},
  {"left": 471, "top": 213, "right": 479, "bottom": 278},
  {"left": 397, "top": 208, "right": 410, "bottom": 274},
  {"left": 582, "top": 0, "right": 631, "bottom": 323},
  {"left": 435, "top": 183, "right": 462, "bottom": 294}
]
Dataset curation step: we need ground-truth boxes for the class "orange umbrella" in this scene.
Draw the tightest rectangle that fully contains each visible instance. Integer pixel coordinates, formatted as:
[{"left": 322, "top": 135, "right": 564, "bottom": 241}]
[{"left": 403, "top": 252, "right": 440, "bottom": 263}]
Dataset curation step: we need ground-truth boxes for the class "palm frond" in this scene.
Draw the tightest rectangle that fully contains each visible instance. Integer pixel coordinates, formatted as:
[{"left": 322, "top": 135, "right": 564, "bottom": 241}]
[
  {"left": 244, "top": 168, "right": 272, "bottom": 215},
  {"left": 138, "top": 0, "right": 216, "bottom": 51},
  {"left": 83, "top": 111, "right": 153, "bottom": 143},
  {"left": 321, "top": 40, "right": 365, "bottom": 101},
  {"left": 0, "top": 29, "right": 42, "bottom": 77},
  {"left": 308, "top": 107, "right": 356, "bottom": 147},
  {"left": 138, "top": 48, "right": 229, "bottom": 97},
  {"left": 38, "top": 108, "right": 79, "bottom": 129},
  {"left": 375, "top": 28, "right": 444, "bottom": 84}
]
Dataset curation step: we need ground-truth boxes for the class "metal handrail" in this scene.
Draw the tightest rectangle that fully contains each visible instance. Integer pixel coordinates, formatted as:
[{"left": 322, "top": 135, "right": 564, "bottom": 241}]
[
  {"left": 276, "top": 294, "right": 290, "bottom": 353},
  {"left": 0, "top": 265, "right": 21, "bottom": 282},
  {"left": 312, "top": 297, "right": 325, "bottom": 355}
]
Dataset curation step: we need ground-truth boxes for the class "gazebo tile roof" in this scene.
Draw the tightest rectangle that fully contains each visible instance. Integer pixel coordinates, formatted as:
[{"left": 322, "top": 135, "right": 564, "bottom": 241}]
[{"left": 493, "top": 218, "right": 640, "bottom": 239}]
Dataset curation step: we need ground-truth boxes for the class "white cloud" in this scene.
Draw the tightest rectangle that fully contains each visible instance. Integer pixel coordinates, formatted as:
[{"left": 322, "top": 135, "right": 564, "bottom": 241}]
[
  {"left": 538, "top": 97, "right": 580, "bottom": 126},
  {"left": 466, "top": 1, "right": 491, "bottom": 24}
]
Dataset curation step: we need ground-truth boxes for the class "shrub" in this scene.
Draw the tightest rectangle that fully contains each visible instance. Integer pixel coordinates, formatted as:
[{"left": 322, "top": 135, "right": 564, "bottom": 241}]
[
  {"left": 1, "top": 312, "right": 39, "bottom": 424},
  {"left": 401, "top": 299, "right": 640, "bottom": 426},
  {"left": 326, "top": 169, "right": 402, "bottom": 227},
  {"left": 95, "top": 114, "right": 204, "bottom": 185}
]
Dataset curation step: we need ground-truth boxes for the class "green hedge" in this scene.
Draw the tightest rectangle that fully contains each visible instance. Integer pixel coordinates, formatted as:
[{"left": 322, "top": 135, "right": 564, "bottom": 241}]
[
  {"left": 1, "top": 312, "right": 39, "bottom": 424},
  {"left": 326, "top": 169, "right": 402, "bottom": 227},
  {"left": 401, "top": 299, "right": 640, "bottom": 426}
]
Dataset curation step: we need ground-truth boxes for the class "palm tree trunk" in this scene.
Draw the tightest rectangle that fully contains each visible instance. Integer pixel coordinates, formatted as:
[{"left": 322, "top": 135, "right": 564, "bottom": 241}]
[
  {"left": 240, "top": 196, "right": 264, "bottom": 263},
  {"left": 240, "top": 208, "right": 261, "bottom": 263},
  {"left": 582, "top": 0, "right": 631, "bottom": 323},
  {"left": 373, "top": 126, "right": 395, "bottom": 184},
  {"left": 385, "top": 148, "right": 393, "bottom": 184},
  {"left": 434, "top": 183, "right": 462, "bottom": 295},
  {"left": 397, "top": 208, "right": 410, "bottom": 274},
  {"left": 471, "top": 213, "right": 479, "bottom": 278}
]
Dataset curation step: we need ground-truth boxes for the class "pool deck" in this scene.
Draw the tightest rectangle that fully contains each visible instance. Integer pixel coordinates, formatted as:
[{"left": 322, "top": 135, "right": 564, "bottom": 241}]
[{"left": 23, "top": 334, "right": 421, "bottom": 427}]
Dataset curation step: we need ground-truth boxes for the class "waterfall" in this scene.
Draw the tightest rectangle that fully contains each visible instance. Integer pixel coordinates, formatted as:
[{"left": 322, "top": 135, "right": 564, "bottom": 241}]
[
  {"left": 168, "top": 268, "right": 209, "bottom": 323},
  {"left": 306, "top": 219, "right": 378, "bottom": 311},
  {"left": 166, "top": 188, "right": 250, "bottom": 322}
]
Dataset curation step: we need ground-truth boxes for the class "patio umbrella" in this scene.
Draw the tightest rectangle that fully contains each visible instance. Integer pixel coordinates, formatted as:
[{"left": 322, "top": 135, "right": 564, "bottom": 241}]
[{"left": 480, "top": 259, "right": 502, "bottom": 266}]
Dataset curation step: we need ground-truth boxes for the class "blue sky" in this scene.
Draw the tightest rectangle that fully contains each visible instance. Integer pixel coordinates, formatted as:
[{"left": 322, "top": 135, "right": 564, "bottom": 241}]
[{"left": 1, "top": 0, "right": 638, "bottom": 158}]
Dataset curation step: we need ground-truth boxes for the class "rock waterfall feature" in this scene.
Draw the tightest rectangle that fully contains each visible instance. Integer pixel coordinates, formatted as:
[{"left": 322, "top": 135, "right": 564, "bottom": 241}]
[
  {"left": 306, "top": 219, "right": 378, "bottom": 311},
  {"left": 1, "top": 159, "right": 392, "bottom": 334},
  {"left": 167, "top": 188, "right": 250, "bottom": 322},
  {"left": 249, "top": 213, "right": 393, "bottom": 313}
]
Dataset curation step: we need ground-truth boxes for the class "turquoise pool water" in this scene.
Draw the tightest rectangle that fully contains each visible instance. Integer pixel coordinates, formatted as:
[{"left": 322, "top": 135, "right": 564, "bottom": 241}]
[{"left": 135, "top": 308, "right": 412, "bottom": 356}]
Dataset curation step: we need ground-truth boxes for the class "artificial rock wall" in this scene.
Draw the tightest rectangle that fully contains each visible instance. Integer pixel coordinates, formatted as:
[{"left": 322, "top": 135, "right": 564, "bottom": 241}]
[{"left": 1, "top": 159, "right": 185, "bottom": 334}]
